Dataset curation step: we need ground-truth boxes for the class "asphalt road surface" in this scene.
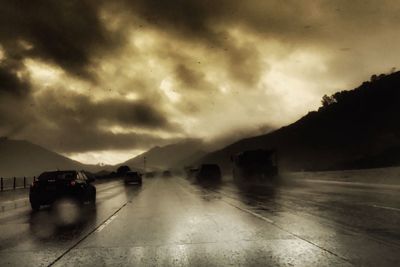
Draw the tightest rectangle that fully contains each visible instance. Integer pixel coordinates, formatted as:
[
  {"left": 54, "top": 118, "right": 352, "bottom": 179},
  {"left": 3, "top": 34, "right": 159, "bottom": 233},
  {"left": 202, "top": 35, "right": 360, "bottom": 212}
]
[{"left": 0, "top": 175, "right": 399, "bottom": 266}]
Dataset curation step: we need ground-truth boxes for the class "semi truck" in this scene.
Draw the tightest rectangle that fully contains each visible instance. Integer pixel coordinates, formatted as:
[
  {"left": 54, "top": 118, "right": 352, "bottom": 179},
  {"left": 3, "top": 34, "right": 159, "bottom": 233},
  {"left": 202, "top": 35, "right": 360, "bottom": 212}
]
[{"left": 231, "top": 149, "right": 278, "bottom": 184}]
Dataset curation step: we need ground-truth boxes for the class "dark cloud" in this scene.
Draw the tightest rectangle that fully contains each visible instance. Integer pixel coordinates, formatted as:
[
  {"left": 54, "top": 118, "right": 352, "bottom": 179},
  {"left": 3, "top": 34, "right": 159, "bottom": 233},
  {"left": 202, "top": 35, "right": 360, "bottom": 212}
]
[
  {"left": 174, "top": 63, "right": 216, "bottom": 91},
  {"left": 120, "top": 0, "right": 226, "bottom": 42},
  {"left": 35, "top": 90, "right": 179, "bottom": 131},
  {"left": 224, "top": 42, "right": 264, "bottom": 87},
  {"left": 0, "top": 0, "right": 112, "bottom": 81},
  {"left": 116, "top": 0, "right": 268, "bottom": 86},
  {"left": 0, "top": 64, "right": 30, "bottom": 96},
  {"left": 119, "top": 0, "right": 400, "bottom": 84},
  {"left": 100, "top": 101, "right": 172, "bottom": 128},
  {"left": 175, "top": 64, "right": 202, "bottom": 88},
  {"left": 0, "top": 89, "right": 181, "bottom": 153},
  {"left": 26, "top": 122, "right": 182, "bottom": 153}
]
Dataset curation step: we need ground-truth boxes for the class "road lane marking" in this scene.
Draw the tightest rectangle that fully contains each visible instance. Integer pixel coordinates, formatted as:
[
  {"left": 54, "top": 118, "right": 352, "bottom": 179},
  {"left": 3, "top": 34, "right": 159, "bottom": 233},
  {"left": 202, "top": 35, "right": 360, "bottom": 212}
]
[
  {"left": 176, "top": 181, "right": 275, "bottom": 223},
  {"left": 301, "top": 179, "right": 400, "bottom": 190},
  {"left": 371, "top": 204, "right": 400, "bottom": 212},
  {"left": 0, "top": 197, "right": 29, "bottom": 204},
  {"left": 177, "top": 179, "right": 353, "bottom": 265},
  {"left": 48, "top": 202, "right": 128, "bottom": 267},
  {"left": 224, "top": 201, "right": 274, "bottom": 223},
  {"left": 96, "top": 214, "right": 118, "bottom": 233}
]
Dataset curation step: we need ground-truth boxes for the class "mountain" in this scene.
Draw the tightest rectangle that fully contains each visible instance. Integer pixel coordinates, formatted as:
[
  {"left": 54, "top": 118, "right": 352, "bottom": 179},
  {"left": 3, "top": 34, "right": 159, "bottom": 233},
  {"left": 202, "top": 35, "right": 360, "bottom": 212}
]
[
  {"left": 0, "top": 138, "right": 102, "bottom": 177},
  {"left": 198, "top": 71, "right": 400, "bottom": 172},
  {"left": 121, "top": 139, "right": 206, "bottom": 170}
]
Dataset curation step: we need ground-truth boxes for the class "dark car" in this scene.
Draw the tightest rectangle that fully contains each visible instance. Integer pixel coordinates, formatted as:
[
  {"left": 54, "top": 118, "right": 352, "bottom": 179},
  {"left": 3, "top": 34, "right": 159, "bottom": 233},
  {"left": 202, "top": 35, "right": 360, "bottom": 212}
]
[
  {"left": 145, "top": 171, "right": 155, "bottom": 178},
  {"left": 184, "top": 167, "right": 199, "bottom": 179},
  {"left": 196, "top": 164, "right": 222, "bottom": 181},
  {"left": 29, "top": 170, "right": 96, "bottom": 211},
  {"left": 124, "top": 171, "right": 142, "bottom": 185},
  {"left": 162, "top": 170, "right": 172, "bottom": 177},
  {"left": 231, "top": 149, "right": 278, "bottom": 184}
]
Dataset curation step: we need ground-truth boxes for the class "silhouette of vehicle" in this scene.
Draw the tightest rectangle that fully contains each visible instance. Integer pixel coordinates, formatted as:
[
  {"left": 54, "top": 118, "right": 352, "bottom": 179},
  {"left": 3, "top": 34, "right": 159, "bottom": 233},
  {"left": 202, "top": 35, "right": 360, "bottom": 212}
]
[
  {"left": 145, "top": 171, "right": 155, "bottom": 178},
  {"left": 184, "top": 166, "right": 199, "bottom": 179},
  {"left": 231, "top": 149, "right": 278, "bottom": 184},
  {"left": 188, "top": 168, "right": 199, "bottom": 178},
  {"left": 124, "top": 171, "right": 142, "bottom": 185},
  {"left": 196, "top": 164, "right": 222, "bottom": 181},
  {"left": 29, "top": 170, "right": 96, "bottom": 211},
  {"left": 162, "top": 170, "right": 172, "bottom": 177}
]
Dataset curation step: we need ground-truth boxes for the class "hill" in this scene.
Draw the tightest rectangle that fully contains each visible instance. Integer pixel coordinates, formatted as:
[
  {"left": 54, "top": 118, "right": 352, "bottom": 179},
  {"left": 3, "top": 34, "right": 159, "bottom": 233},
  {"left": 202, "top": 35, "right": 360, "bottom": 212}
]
[
  {"left": 0, "top": 138, "right": 102, "bottom": 177},
  {"left": 199, "top": 71, "right": 400, "bottom": 171},
  {"left": 121, "top": 139, "right": 206, "bottom": 170}
]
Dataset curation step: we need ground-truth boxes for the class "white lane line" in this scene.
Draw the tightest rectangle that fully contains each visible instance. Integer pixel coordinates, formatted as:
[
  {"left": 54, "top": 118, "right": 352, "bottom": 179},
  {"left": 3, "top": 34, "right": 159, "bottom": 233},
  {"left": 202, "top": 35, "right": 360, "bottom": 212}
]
[
  {"left": 177, "top": 180, "right": 351, "bottom": 264},
  {"left": 0, "top": 197, "right": 29, "bottom": 204},
  {"left": 301, "top": 179, "right": 400, "bottom": 190},
  {"left": 224, "top": 201, "right": 274, "bottom": 223},
  {"left": 214, "top": 192, "right": 352, "bottom": 264},
  {"left": 48, "top": 202, "right": 128, "bottom": 266},
  {"left": 371, "top": 204, "right": 400, "bottom": 212},
  {"left": 177, "top": 181, "right": 274, "bottom": 223},
  {"left": 96, "top": 214, "right": 118, "bottom": 233}
]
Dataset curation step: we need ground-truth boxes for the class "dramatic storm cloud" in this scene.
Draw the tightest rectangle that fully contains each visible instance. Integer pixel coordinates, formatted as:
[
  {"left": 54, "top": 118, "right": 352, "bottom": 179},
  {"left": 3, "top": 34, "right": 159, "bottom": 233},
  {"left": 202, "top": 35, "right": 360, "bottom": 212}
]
[{"left": 1, "top": 0, "right": 399, "bottom": 164}]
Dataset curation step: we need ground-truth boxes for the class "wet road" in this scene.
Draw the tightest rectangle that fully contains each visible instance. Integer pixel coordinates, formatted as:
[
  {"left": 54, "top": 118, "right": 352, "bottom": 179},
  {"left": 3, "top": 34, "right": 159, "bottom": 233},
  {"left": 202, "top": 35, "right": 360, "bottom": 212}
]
[{"left": 0, "top": 176, "right": 399, "bottom": 266}]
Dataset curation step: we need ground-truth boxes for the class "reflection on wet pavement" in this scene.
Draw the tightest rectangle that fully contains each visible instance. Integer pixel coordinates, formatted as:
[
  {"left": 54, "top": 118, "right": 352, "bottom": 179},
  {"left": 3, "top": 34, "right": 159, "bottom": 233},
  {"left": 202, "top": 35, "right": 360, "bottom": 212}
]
[{"left": 0, "top": 176, "right": 399, "bottom": 266}]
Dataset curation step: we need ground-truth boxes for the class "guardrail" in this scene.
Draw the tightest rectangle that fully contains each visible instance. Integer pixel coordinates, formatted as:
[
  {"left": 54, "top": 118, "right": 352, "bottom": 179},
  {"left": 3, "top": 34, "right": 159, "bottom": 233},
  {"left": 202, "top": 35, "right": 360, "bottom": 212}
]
[{"left": 0, "top": 176, "right": 35, "bottom": 191}]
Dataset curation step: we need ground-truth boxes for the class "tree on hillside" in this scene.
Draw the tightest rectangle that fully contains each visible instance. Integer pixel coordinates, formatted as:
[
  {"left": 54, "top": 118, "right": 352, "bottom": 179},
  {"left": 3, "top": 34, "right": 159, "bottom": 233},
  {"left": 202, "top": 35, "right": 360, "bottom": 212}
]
[
  {"left": 321, "top": 94, "right": 336, "bottom": 107},
  {"left": 117, "top": 165, "right": 131, "bottom": 175}
]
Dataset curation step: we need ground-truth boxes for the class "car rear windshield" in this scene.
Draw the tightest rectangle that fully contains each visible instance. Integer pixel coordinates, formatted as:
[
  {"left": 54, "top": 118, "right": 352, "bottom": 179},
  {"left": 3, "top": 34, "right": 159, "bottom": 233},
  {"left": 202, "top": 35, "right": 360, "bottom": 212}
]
[
  {"left": 127, "top": 172, "right": 139, "bottom": 177},
  {"left": 38, "top": 171, "right": 76, "bottom": 181},
  {"left": 201, "top": 165, "right": 219, "bottom": 172}
]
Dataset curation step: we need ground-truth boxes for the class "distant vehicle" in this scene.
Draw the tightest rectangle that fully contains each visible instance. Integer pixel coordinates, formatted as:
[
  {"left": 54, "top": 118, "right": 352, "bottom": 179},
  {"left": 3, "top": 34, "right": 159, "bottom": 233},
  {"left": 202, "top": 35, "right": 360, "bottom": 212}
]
[
  {"left": 196, "top": 164, "right": 222, "bottom": 181},
  {"left": 187, "top": 168, "right": 199, "bottom": 178},
  {"left": 184, "top": 166, "right": 199, "bottom": 179},
  {"left": 29, "top": 170, "right": 96, "bottom": 211},
  {"left": 124, "top": 171, "right": 142, "bottom": 185},
  {"left": 162, "top": 170, "right": 172, "bottom": 177},
  {"left": 231, "top": 149, "right": 278, "bottom": 184},
  {"left": 145, "top": 171, "right": 155, "bottom": 178}
]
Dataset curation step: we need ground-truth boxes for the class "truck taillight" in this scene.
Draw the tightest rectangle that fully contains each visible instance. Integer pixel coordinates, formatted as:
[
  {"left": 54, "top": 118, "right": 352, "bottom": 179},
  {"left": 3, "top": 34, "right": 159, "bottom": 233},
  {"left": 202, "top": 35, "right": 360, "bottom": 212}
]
[{"left": 70, "top": 180, "right": 76, "bottom": 186}]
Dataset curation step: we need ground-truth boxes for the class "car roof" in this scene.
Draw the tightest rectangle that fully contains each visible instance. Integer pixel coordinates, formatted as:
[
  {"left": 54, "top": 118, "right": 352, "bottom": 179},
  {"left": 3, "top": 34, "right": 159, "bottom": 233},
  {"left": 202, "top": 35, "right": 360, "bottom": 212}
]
[
  {"left": 201, "top": 164, "right": 219, "bottom": 167},
  {"left": 41, "top": 170, "right": 77, "bottom": 175},
  {"left": 38, "top": 170, "right": 78, "bottom": 180}
]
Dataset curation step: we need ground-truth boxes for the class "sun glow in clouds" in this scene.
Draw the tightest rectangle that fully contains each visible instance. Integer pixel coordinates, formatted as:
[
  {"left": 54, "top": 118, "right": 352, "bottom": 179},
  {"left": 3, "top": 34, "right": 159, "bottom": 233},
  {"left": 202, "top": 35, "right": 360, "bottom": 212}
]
[
  {"left": 160, "top": 78, "right": 181, "bottom": 102},
  {"left": 24, "top": 59, "right": 63, "bottom": 87},
  {"left": 66, "top": 149, "right": 145, "bottom": 165}
]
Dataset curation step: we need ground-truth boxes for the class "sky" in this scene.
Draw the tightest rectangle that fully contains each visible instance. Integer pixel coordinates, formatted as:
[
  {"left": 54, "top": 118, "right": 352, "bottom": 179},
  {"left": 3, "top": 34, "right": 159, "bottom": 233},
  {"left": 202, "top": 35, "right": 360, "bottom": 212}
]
[{"left": 1, "top": 0, "right": 400, "bottom": 165}]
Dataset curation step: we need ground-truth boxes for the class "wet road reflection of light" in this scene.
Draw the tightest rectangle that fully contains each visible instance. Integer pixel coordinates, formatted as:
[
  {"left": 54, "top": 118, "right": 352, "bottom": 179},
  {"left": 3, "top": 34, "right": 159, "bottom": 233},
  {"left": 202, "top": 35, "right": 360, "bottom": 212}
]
[
  {"left": 1, "top": 177, "right": 399, "bottom": 266},
  {"left": 156, "top": 178, "right": 337, "bottom": 266},
  {"left": 29, "top": 202, "right": 97, "bottom": 241},
  {"left": 53, "top": 198, "right": 82, "bottom": 226}
]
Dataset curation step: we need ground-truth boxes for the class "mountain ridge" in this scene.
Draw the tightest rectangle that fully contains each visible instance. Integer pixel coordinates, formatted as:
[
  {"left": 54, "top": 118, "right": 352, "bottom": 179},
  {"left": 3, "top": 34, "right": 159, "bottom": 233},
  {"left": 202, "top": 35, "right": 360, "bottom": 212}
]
[
  {"left": 197, "top": 71, "right": 400, "bottom": 172},
  {"left": 0, "top": 137, "right": 107, "bottom": 177},
  {"left": 121, "top": 139, "right": 206, "bottom": 170}
]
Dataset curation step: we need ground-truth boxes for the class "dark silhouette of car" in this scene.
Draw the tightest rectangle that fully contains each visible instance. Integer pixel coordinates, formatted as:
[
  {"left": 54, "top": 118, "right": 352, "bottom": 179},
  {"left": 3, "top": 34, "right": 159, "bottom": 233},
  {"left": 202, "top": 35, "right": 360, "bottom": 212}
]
[
  {"left": 124, "top": 171, "right": 142, "bottom": 185},
  {"left": 196, "top": 164, "right": 222, "bottom": 181},
  {"left": 29, "top": 170, "right": 96, "bottom": 211},
  {"left": 187, "top": 168, "right": 199, "bottom": 178},
  {"left": 162, "top": 170, "right": 172, "bottom": 177},
  {"left": 145, "top": 171, "right": 155, "bottom": 178},
  {"left": 231, "top": 149, "right": 278, "bottom": 184}
]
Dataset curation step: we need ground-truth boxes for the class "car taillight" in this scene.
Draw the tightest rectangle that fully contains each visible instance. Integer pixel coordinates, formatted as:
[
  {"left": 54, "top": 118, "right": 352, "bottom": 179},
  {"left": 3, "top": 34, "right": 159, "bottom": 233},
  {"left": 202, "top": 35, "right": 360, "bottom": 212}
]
[{"left": 70, "top": 180, "right": 76, "bottom": 186}]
